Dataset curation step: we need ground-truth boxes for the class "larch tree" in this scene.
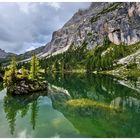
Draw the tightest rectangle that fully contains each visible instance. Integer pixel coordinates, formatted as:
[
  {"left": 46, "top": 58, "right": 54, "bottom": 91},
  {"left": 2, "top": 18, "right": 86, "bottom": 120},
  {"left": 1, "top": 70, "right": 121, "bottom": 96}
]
[
  {"left": 10, "top": 56, "right": 17, "bottom": 81},
  {"left": 21, "top": 66, "right": 28, "bottom": 79},
  {"left": 29, "top": 53, "right": 41, "bottom": 80},
  {"left": 4, "top": 56, "right": 17, "bottom": 86}
]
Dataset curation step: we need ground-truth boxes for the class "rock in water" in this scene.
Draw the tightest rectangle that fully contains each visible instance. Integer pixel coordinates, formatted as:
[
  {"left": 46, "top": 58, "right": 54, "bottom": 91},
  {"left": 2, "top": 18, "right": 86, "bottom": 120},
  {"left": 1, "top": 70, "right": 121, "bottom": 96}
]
[{"left": 7, "top": 79, "right": 48, "bottom": 95}]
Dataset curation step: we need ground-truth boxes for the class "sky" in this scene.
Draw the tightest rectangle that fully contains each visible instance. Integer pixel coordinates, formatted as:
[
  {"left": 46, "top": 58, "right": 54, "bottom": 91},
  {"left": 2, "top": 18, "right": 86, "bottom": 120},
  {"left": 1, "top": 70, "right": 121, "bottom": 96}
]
[{"left": 0, "top": 2, "right": 90, "bottom": 54}]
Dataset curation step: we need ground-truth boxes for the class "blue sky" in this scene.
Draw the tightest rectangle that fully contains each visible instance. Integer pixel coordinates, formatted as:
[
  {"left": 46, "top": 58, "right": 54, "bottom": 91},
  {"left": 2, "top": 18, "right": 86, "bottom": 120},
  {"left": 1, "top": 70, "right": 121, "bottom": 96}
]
[{"left": 0, "top": 2, "right": 90, "bottom": 54}]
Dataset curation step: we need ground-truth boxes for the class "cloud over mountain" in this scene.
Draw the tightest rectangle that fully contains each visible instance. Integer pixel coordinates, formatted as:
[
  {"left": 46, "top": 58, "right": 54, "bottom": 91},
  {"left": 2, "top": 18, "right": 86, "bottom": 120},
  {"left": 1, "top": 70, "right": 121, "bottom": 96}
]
[{"left": 0, "top": 2, "right": 90, "bottom": 54}]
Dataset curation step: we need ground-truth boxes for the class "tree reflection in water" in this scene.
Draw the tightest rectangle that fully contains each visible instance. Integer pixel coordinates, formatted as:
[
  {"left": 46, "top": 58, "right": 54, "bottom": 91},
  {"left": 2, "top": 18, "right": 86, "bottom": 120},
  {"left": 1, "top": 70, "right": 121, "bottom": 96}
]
[
  {"left": 3, "top": 91, "right": 47, "bottom": 135},
  {"left": 30, "top": 100, "right": 39, "bottom": 130}
]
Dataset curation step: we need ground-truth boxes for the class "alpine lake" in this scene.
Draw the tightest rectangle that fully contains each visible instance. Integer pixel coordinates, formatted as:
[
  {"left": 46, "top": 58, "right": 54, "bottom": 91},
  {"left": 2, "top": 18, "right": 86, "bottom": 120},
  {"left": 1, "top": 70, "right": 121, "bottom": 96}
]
[{"left": 0, "top": 73, "right": 140, "bottom": 138}]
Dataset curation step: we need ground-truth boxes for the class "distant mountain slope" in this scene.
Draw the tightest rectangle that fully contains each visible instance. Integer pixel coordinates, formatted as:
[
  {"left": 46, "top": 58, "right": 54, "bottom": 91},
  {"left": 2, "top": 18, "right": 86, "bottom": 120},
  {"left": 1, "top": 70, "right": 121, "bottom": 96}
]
[
  {"left": 0, "top": 48, "right": 16, "bottom": 65},
  {"left": 0, "top": 48, "right": 15, "bottom": 59},
  {"left": 16, "top": 45, "right": 46, "bottom": 61}
]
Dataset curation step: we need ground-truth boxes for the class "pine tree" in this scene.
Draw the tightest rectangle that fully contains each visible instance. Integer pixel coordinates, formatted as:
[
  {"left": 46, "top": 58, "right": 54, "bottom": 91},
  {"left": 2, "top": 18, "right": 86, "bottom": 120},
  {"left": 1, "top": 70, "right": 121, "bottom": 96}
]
[
  {"left": 29, "top": 54, "right": 41, "bottom": 80},
  {"left": 3, "top": 56, "right": 17, "bottom": 86},
  {"left": 21, "top": 66, "right": 28, "bottom": 79},
  {"left": 10, "top": 56, "right": 17, "bottom": 81},
  {"left": 54, "top": 60, "right": 60, "bottom": 72}
]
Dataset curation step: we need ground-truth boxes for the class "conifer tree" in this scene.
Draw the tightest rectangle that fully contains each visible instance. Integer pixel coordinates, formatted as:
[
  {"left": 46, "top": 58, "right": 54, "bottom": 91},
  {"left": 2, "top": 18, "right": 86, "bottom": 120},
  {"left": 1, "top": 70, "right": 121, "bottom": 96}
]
[
  {"left": 29, "top": 53, "right": 41, "bottom": 80},
  {"left": 4, "top": 56, "right": 17, "bottom": 86},
  {"left": 10, "top": 56, "right": 17, "bottom": 81},
  {"left": 21, "top": 66, "right": 28, "bottom": 79}
]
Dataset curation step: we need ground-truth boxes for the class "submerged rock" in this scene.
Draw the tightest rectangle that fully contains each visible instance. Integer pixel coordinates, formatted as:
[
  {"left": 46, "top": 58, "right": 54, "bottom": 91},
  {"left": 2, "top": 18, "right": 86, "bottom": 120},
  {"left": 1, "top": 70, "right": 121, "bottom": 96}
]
[{"left": 7, "top": 79, "right": 48, "bottom": 95}]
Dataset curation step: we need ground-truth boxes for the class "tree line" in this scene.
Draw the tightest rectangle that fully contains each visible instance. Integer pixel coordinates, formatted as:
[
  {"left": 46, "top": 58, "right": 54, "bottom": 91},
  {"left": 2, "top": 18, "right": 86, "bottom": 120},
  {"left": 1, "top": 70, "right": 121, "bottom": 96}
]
[{"left": 39, "top": 37, "right": 133, "bottom": 73}]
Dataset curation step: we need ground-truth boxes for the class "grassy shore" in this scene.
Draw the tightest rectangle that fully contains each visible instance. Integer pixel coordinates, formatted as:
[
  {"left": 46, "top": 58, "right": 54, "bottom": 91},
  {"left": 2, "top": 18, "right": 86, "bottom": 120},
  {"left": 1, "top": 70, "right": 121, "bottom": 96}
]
[{"left": 99, "top": 67, "right": 140, "bottom": 80}]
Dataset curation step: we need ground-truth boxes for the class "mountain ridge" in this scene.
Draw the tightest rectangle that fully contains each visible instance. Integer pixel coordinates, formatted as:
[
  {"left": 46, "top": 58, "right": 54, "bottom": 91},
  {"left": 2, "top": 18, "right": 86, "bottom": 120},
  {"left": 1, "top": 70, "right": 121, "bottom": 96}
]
[
  {"left": 33, "top": 2, "right": 140, "bottom": 59},
  {"left": 1, "top": 2, "right": 140, "bottom": 63},
  {"left": 0, "top": 48, "right": 15, "bottom": 59}
]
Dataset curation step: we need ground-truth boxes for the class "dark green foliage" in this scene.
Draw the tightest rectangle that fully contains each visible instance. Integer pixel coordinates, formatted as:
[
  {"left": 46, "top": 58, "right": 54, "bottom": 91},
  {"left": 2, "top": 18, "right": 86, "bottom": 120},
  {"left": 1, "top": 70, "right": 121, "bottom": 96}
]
[
  {"left": 86, "top": 37, "right": 112, "bottom": 71},
  {"left": 40, "top": 41, "right": 88, "bottom": 72},
  {"left": 86, "top": 40, "right": 140, "bottom": 72},
  {"left": 31, "top": 100, "right": 39, "bottom": 130},
  {"left": 41, "top": 37, "right": 140, "bottom": 73}
]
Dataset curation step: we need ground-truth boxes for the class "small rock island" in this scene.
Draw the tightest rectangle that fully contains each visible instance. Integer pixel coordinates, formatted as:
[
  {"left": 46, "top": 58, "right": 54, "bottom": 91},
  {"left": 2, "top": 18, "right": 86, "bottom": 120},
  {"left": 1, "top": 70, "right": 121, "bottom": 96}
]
[{"left": 3, "top": 54, "right": 48, "bottom": 95}]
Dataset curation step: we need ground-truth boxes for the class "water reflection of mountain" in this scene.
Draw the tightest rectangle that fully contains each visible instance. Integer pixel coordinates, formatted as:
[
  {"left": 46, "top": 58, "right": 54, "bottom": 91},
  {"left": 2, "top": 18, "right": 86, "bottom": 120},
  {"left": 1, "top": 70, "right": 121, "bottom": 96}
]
[
  {"left": 46, "top": 73, "right": 140, "bottom": 110},
  {"left": 46, "top": 73, "right": 140, "bottom": 137}
]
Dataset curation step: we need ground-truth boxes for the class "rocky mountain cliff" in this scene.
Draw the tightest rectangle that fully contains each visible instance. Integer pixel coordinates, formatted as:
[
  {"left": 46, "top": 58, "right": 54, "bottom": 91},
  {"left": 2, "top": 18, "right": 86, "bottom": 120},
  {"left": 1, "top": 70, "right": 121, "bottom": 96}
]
[
  {"left": 0, "top": 48, "right": 15, "bottom": 59},
  {"left": 37, "top": 2, "right": 140, "bottom": 58},
  {"left": 0, "top": 48, "right": 9, "bottom": 58}
]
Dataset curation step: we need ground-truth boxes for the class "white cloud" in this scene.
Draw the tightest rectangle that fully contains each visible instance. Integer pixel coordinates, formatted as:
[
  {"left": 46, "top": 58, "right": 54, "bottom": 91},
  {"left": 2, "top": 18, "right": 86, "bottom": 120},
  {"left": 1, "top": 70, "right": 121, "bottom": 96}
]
[
  {"left": 47, "top": 2, "right": 61, "bottom": 10},
  {"left": 17, "top": 3, "right": 30, "bottom": 14},
  {"left": 26, "top": 46, "right": 35, "bottom": 51}
]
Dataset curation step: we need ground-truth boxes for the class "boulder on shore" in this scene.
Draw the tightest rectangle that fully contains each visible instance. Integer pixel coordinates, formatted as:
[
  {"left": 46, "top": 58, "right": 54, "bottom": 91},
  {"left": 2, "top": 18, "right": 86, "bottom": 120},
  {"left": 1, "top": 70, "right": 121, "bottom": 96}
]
[{"left": 7, "top": 78, "right": 48, "bottom": 95}]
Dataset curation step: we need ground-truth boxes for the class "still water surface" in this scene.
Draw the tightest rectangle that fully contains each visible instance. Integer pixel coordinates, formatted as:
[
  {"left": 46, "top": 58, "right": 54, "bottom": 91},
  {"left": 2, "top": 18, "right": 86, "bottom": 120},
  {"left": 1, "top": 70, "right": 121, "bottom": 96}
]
[{"left": 0, "top": 73, "right": 140, "bottom": 138}]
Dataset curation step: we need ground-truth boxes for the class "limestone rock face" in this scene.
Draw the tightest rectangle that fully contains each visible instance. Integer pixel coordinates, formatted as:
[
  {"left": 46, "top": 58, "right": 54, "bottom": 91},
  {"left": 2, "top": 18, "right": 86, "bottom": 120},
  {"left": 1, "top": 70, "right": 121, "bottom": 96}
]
[{"left": 40, "top": 2, "right": 140, "bottom": 57}]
